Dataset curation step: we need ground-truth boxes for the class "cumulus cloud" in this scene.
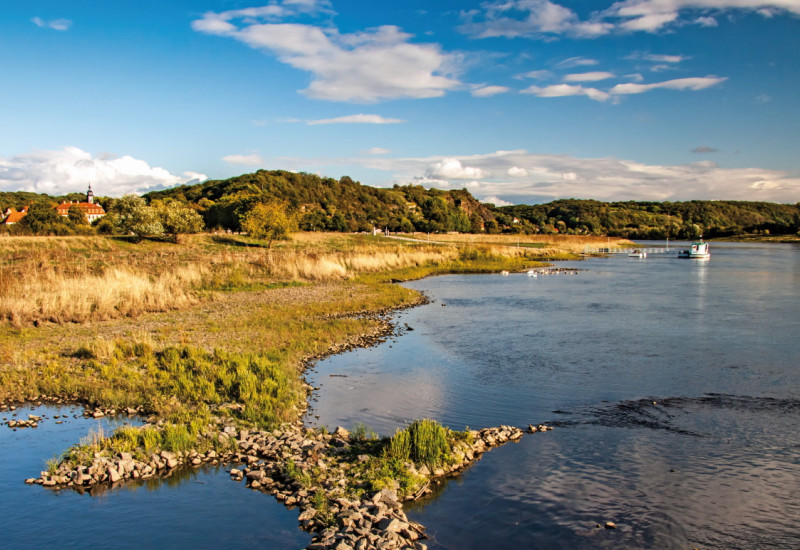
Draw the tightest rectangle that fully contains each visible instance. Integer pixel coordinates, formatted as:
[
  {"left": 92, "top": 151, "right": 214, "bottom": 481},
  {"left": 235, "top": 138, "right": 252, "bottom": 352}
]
[
  {"left": 522, "top": 83, "right": 610, "bottom": 102},
  {"left": 0, "top": 147, "right": 206, "bottom": 197},
  {"left": 482, "top": 195, "right": 514, "bottom": 206},
  {"left": 286, "top": 149, "right": 800, "bottom": 204},
  {"left": 471, "top": 85, "right": 511, "bottom": 97},
  {"left": 460, "top": 0, "right": 800, "bottom": 38},
  {"left": 425, "top": 158, "right": 486, "bottom": 180},
  {"left": 192, "top": 1, "right": 460, "bottom": 103},
  {"left": 31, "top": 17, "right": 72, "bottom": 31},
  {"left": 307, "top": 114, "right": 405, "bottom": 125},
  {"left": 610, "top": 76, "right": 727, "bottom": 94},
  {"left": 564, "top": 71, "right": 615, "bottom": 82},
  {"left": 222, "top": 154, "right": 264, "bottom": 166}
]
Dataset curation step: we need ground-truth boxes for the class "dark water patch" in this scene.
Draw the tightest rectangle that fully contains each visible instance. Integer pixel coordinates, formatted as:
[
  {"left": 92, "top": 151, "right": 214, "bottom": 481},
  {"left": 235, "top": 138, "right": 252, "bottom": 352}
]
[{"left": 557, "top": 394, "right": 800, "bottom": 438}]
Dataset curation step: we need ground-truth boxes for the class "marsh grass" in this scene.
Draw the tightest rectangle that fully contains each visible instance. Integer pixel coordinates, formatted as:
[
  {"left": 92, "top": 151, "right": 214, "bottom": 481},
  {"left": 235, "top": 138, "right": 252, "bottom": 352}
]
[{"left": 0, "top": 232, "right": 588, "bottom": 473}]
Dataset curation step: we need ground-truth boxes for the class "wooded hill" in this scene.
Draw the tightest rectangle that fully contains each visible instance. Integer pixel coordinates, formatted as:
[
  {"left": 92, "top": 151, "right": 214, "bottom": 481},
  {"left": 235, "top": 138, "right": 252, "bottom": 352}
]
[
  {"left": 143, "top": 170, "right": 494, "bottom": 234},
  {"left": 145, "top": 170, "right": 799, "bottom": 238},
  {"left": 3, "top": 169, "right": 799, "bottom": 238}
]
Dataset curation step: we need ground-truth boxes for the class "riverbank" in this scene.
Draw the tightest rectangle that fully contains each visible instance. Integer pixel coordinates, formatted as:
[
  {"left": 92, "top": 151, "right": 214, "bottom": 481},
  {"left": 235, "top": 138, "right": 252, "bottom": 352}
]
[{"left": 1, "top": 233, "right": 625, "bottom": 549}]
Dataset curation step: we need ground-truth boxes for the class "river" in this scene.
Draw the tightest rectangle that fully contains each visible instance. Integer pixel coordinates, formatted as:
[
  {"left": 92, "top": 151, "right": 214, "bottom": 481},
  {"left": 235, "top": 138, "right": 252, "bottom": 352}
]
[
  {"left": 2, "top": 242, "right": 798, "bottom": 549},
  {"left": 305, "top": 241, "right": 800, "bottom": 549}
]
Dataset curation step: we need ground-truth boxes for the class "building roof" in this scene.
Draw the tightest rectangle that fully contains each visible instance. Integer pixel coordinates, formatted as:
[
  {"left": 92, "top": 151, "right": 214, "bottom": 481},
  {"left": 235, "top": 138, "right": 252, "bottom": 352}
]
[
  {"left": 2, "top": 207, "right": 29, "bottom": 225},
  {"left": 55, "top": 201, "right": 106, "bottom": 215}
]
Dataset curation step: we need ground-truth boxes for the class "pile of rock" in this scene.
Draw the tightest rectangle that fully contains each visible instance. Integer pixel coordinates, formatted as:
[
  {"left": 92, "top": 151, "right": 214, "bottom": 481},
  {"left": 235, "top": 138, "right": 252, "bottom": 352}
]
[
  {"left": 26, "top": 447, "right": 233, "bottom": 489},
  {"left": 83, "top": 405, "right": 145, "bottom": 419},
  {"left": 26, "top": 414, "right": 546, "bottom": 549},
  {"left": 5, "top": 414, "right": 41, "bottom": 429},
  {"left": 229, "top": 423, "right": 529, "bottom": 549}
]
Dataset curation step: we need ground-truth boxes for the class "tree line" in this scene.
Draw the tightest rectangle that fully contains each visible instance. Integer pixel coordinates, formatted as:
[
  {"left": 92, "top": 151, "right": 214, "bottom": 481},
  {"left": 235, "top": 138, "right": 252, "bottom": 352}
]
[{"left": 3, "top": 170, "right": 799, "bottom": 240}]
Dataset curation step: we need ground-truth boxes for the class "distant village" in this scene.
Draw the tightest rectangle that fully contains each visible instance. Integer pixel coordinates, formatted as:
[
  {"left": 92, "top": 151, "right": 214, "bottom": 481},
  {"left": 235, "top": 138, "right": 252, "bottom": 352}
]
[{"left": 1, "top": 185, "right": 105, "bottom": 226}]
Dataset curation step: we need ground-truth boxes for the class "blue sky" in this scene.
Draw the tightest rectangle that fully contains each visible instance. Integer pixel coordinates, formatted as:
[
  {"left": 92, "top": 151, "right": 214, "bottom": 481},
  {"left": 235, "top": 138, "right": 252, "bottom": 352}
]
[{"left": 1, "top": 0, "right": 799, "bottom": 204}]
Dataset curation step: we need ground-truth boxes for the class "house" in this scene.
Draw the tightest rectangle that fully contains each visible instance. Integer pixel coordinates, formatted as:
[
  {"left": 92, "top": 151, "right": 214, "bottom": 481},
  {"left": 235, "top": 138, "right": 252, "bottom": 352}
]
[
  {"left": 54, "top": 185, "right": 106, "bottom": 223},
  {"left": 2, "top": 206, "right": 29, "bottom": 225},
  {"left": 2, "top": 186, "right": 106, "bottom": 225}
]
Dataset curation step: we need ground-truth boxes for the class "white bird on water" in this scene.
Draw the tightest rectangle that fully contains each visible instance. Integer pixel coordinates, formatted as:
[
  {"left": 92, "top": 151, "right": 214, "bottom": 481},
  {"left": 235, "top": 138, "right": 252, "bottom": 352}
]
[{"left": 527, "top": 270, "right": 537, "bottom": 277}]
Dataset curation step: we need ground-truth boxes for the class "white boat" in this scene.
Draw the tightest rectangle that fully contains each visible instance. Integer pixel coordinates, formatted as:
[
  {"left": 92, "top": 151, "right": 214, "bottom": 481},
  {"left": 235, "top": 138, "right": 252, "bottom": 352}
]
[
  {"left": 527, "top": 270, "right": 537, "bottom": 277},
  {"left": 628, "top": 249, "right": 647, "bottom": 258},
  {"left": 678, "top": 239, "right": 710, "bottom": 259}
]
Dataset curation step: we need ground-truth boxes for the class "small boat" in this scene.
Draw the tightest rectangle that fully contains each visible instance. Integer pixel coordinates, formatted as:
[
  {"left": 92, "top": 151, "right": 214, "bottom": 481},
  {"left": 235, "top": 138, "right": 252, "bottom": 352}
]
[
  {"left": 527, "top": 270, "right": 537, "bottom": 277},
  {"left": 678, "top": 238, "right": 711, "bottom": 259},
  {"left": 628, "top": 249, "right": 647, "bottom": 258},
  {"left": 500, "top": 270, "right": 510, "bottom": 276}
]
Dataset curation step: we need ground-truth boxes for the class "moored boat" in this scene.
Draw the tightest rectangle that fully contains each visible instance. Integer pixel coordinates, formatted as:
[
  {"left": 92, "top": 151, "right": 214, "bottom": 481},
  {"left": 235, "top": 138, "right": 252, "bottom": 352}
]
[{"left": 678, "top": 239, "right": 710, "bottom": 259}]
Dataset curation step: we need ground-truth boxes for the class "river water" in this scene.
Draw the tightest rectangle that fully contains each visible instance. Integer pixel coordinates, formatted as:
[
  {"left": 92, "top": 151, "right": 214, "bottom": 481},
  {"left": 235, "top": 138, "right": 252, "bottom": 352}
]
[
  {"left": 2, "top": 242, "right": 798, "bottom": 549},
  {"left": 0, "top": 405, "right": 310, "bottom": 549},
  {"left": 305, "top": 241, "right": 800, "bottom": 549}
]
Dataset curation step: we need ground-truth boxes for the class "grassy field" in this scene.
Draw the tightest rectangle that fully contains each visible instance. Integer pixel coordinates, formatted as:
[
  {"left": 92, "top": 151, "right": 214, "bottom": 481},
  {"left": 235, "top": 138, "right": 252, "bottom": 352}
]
[{"left": 0, "top": 232, "right": 628, "bottom": 464}]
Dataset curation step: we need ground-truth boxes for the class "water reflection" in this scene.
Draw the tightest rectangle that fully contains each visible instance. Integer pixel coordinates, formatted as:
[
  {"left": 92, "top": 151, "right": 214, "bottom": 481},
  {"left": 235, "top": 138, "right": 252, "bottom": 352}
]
[
  {"left": 1, "top": 404, "right": 309, "bottom": 549},
  {"left": 309, "top": 242, "right": 800, "bottom": 549}
]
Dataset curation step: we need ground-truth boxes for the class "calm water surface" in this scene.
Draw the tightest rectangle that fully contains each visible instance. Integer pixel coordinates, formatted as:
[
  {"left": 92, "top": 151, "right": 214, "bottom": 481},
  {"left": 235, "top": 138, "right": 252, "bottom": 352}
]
[
  {"left": 0, "top": 405, "right": 309, "bottom": 549},
  {"left": 305, "top": 242, "right": 800, "bottom": 549}
]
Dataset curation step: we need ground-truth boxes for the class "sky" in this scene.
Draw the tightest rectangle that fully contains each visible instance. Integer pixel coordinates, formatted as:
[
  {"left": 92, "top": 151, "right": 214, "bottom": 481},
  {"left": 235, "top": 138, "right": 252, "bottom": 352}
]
[{"left": 1, "top": 0, "right": 799, "bottom": 205}]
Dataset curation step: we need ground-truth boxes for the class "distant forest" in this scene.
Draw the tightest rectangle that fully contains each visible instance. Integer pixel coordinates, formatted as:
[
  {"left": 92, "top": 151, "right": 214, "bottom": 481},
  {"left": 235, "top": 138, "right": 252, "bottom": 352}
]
[{"left": 3, "top": 169, "right": 799, "bottom": 238}]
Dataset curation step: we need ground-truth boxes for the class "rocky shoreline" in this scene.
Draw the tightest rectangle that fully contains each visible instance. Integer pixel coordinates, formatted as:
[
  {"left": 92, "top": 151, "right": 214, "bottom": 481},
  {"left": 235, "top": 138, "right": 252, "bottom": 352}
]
[
  {"left": 9, "top": 295, "right": 558, "bottom": 549},
  {"left": 24, "top": 411, "right": 547, "bottom": 549}
]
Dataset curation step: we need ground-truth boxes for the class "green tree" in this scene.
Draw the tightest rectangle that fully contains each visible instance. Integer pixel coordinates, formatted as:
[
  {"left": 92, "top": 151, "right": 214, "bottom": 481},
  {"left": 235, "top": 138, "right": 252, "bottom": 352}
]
[
  {"left": 67, "top": 204, "right": 88, "bottom": 226},
  {"left": 20, "top": 202, "right": 69, "bottom": 235},
  {"left": 241, "top": 202, "right": 297, "bottom": 247},
  {"left": 158, "top": 201, "right": 204, "bottom": 243},
  {"left": 112, "top": 195, "right": 164, "bottom": 241}
]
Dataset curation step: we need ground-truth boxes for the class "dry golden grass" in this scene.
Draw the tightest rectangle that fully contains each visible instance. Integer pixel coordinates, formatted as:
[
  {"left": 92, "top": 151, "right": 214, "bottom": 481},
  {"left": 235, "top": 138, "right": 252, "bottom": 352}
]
[
  {"left": 406, "top": 233, "right": 631, "bottom": 255},
  {"left": 0, "top": 233, "right": 477, "bottom": 326},
  {"left": 0, "top": 231, "right": 607, "bottom": 326}
]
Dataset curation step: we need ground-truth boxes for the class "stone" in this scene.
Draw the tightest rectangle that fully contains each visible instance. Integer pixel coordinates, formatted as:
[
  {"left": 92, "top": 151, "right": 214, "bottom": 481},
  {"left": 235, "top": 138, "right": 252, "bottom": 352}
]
[
  {"left": 377, "top": 518, "right": 404, "bottom": 533},
  {"left": 334, "top": 426, "right": 350, "bottom": 439},
  {"left": 108, "top": 466, "right": 122, "bottom": 483},
  {"left": 604, "top": 521, "right": 617, "bottom": 529}
]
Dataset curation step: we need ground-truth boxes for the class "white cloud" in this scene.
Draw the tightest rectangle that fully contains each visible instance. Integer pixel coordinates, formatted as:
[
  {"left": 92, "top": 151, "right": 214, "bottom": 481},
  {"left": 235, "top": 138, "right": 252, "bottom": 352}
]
[
  {"left": 31, "top": 17, "right": 72, "bottom": 31},
  {"left": 461, "top": 0, "right": 800, "bottom": 38},
  {"left": 610, "top": 76, "right": 727, "bottom": 95},
  {"left": 0, "top": 147, "right": 205, "bottom": 197},
  {"left": 471, "top": 85, "right": 511, "bottom": 97},
  {"left": 284, "top": 149, "right": 800, "bottom": 203},
  {"left": 556, "top": 56, "right": 599, "bottom": 69},
  {"left": 522, "top": 84, "right": 610, "bottom": 102},
  {"left": 695, "top": 16, "right": 719, "bottom": 26},
  {"left": 564, "top": 71, "right": 615, "bottom": 82},
  {"left": 192, "top": 2, "right": 460, "bottom": 103},
  {"left": 604, "top": 0, "right": 800, "bottom": 32},
  {"left": 628, "top": 53, "right": 687, "bottom": 64},
  {"left": 425, "top": 158, "right": 486, "bottom": 179},
  {"left": 365, "top": 147, "right": 390, "bottom": 155},
  {"left": 222, "top": 154, "right": 264, "bottom": 166},
  {"left": 460, "top": 0, "right": 613, "bottom": 38},
  {"left": 515, "top": 69, "right": 553, "bottom": 80},
  {"left": 307, "top": 114, "right": 405, "bottom": 125},
  {"left": 482, "top": 195, "right": 514, "bottom": 206}
]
